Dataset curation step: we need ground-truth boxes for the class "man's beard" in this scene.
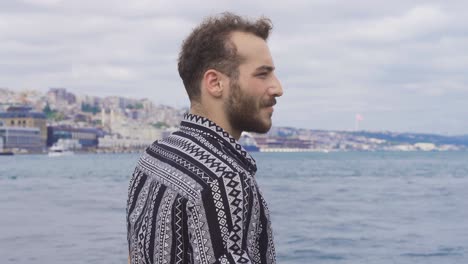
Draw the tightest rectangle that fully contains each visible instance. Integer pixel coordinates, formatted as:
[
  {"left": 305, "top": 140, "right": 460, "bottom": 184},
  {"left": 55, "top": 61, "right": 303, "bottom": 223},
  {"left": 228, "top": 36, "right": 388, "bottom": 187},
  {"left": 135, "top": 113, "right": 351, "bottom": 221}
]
[{"left": 225, "top": 80, "right": 276, "bottom": 134}]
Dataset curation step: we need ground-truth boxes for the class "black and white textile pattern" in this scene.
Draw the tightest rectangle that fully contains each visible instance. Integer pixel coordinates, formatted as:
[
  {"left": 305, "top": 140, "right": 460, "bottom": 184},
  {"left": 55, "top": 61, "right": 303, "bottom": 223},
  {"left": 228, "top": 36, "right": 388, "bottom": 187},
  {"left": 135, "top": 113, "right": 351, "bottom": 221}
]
[{"left": 127, "top": 113, "right": 276, "bottom": 264}]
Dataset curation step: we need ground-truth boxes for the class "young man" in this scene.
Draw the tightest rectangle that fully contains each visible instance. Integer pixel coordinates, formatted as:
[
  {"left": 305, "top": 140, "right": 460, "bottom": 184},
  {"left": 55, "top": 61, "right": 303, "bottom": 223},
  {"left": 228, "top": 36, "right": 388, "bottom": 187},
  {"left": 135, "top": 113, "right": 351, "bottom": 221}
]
[{"left": 127, "top": 13, "right": 283, "bottom": 264}]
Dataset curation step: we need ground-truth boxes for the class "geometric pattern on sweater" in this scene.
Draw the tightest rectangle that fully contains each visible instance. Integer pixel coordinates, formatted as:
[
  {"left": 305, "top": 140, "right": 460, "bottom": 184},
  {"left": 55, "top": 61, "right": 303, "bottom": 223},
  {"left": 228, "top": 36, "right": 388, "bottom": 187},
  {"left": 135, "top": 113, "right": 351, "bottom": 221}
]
[
  {"left": 127, "top": 114, "right": 276, "bottom": 264},
  {"left": 179, "top": 129, "right": 254, "bottom": 245}
]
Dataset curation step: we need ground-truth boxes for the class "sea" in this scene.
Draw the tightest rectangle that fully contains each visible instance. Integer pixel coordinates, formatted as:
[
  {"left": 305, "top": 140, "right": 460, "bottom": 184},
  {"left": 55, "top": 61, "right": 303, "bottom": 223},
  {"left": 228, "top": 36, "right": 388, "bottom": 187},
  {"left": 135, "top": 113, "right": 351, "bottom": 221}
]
[{"left": 1, "top": 151, "right": 467, "bottom": 264}]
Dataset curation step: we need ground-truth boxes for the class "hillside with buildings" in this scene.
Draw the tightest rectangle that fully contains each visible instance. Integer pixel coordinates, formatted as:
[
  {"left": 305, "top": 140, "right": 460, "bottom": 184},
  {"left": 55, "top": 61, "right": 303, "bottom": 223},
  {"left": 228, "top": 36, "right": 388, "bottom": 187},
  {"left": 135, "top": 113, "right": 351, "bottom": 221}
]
[
  {"left": 0, "top": 87, "right": 184, "bottom": 153},
  {"left": 0, "top": 87, "right": 467, "bottom": 154},
  {"left": 255, "top": 127, "right": 468, "bottom": 152}
]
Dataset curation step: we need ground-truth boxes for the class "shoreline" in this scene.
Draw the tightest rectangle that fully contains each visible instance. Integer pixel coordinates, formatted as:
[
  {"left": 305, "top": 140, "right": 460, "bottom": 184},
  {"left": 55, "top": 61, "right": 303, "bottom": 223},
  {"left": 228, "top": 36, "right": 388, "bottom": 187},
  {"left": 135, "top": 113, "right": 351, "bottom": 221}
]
[{"left": 3, "top": 148, "right": 468, "bottom": 155}]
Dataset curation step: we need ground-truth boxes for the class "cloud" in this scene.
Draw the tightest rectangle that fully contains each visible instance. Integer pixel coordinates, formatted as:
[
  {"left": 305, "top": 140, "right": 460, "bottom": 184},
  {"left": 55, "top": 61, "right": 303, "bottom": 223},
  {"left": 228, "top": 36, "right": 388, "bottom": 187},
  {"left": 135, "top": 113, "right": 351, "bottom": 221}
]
[
  {"left": 1, "top": 0, "right": 468, "bottom": 134},
  {"left": 350, "top": 5, "right": 449, "bottom": 43},
  {"left": 19, "top": 0, "right": 63, "bottom": 7}
]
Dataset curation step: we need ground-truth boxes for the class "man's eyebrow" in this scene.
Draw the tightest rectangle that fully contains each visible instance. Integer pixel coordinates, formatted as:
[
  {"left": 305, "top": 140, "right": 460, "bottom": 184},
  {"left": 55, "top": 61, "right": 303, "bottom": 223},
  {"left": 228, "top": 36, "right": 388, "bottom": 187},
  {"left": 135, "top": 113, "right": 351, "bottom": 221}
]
[{"left": 255, "top": 65, "right": 275, "bottom": 72}]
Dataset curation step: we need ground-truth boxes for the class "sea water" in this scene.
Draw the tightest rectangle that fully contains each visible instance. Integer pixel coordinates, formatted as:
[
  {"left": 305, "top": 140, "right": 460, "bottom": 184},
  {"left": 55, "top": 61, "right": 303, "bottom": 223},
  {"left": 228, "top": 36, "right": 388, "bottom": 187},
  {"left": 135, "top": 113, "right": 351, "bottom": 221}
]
[{"left": 1, "top": 151, "right": 467, "bottom": 264}]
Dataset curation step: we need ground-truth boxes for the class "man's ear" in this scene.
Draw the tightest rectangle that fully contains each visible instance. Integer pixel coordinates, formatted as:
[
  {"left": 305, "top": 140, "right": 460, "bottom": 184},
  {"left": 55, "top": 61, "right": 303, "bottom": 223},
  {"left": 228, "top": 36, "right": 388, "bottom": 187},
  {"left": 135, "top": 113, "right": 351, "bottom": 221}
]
[{"left": 203, "top": 69, "right": 225, "bottom": 98}]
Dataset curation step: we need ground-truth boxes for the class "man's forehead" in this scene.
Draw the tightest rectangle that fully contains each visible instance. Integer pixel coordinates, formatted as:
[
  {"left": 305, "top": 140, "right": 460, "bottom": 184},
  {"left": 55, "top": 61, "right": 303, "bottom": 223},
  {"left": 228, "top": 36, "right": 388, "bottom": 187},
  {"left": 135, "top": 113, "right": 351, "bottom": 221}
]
[
  {"left": 230, "top": 31, "right": 268, "bottom": 50},
  {"left": 229, "top": 31, "right": 274, "bottom": 66}
]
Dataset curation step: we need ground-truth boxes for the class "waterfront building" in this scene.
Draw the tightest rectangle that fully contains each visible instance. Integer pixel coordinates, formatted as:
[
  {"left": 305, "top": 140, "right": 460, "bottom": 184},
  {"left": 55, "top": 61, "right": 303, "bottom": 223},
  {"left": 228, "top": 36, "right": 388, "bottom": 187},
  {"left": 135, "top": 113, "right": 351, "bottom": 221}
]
[
  {"left": 98, "top": 135, "right": 149, "bottom": 150},
  {"left": 0, "top": 106, "right": 47, "bottom": 146},
  {"left": 253, "top": 135, "right": 312, "bottom": 149},
  {"left": 0, "top": 125, "right": 43, "bottom": 153},
  {"left": 414, "top": 142, "right": 436, "bottom": 151},
  {"left": 239, "top": 132, "right": 260, "bottom": 152},
  {"left": 47, "top": 125, "right": 103, "bottom": 148}
]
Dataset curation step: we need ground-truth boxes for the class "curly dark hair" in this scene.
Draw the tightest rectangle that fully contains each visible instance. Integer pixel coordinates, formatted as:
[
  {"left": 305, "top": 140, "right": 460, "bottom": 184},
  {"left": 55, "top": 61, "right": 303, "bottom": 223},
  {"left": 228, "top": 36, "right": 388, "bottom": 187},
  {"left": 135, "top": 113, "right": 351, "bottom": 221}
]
[{"left": 177, "top": 12, "right": 273, "bottom": 102}]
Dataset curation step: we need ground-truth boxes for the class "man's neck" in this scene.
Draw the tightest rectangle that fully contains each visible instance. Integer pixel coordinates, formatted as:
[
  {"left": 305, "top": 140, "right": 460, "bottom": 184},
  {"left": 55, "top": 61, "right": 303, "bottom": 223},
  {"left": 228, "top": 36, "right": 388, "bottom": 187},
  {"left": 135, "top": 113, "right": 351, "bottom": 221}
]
[{"left": 189, "top": 105, "right": 241, "bottom": 140}]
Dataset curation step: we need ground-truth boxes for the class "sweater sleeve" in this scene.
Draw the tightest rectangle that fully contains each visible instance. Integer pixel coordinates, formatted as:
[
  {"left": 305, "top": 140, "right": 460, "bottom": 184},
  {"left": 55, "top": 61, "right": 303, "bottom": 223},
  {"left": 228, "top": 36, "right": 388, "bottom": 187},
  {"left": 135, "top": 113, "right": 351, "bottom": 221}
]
[{"left": 187, "top": 171, "right": 253, "bottom": 264}]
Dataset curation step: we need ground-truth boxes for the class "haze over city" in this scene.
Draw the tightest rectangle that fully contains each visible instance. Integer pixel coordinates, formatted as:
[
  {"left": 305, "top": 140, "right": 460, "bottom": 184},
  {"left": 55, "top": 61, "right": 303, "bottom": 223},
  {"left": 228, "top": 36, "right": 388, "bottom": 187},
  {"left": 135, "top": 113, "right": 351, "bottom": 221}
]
[{"left": 1, "top": 0, "right": 467, "bottom": 135}]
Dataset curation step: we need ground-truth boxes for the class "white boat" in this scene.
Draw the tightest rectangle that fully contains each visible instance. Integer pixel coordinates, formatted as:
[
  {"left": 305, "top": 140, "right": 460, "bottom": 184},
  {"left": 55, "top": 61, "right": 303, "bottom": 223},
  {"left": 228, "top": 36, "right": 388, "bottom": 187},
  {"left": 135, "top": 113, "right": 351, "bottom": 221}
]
[
  {"left": 48, "top": 139, "right": 80, "bottom": 157},
  {"left": 48, "top": 144, "right": 74, "bottom": 157}
]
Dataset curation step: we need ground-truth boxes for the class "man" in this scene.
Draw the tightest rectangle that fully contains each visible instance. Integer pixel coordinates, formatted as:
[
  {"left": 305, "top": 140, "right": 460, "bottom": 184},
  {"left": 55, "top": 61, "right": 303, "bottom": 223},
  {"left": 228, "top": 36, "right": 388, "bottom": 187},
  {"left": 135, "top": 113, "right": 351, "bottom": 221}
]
[{"left": 127, "top": 12, "right": 283, "bottom": 264}]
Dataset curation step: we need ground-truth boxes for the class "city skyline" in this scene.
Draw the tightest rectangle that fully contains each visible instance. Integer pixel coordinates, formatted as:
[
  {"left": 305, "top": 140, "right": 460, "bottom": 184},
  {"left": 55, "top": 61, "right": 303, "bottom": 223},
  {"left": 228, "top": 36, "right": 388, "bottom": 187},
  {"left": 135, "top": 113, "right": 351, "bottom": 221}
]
[{"left": 1, "top": 1, "right": 468, "bottom": 135}]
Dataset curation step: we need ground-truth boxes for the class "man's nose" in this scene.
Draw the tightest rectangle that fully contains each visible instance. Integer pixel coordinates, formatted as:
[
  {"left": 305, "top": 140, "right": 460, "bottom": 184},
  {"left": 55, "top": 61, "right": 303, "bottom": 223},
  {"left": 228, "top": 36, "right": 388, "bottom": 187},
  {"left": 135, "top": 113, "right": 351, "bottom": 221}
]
[{"left": 271, "top": 75, "right": 283, "bottom": 97}]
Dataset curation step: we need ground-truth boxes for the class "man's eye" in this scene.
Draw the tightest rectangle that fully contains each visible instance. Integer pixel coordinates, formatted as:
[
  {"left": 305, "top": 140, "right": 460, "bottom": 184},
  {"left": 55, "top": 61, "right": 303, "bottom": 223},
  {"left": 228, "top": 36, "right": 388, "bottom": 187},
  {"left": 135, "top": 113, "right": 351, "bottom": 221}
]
[{"left": 257, "top": 72, "right": 268, "bottom": 77}]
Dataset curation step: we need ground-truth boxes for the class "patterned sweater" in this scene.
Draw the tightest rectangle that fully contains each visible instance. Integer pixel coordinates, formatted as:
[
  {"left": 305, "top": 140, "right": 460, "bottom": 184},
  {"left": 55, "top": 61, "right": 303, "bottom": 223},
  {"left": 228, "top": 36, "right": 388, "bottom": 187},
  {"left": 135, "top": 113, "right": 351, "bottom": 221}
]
[{"left": 127, "top": 114, "right": 276, "bottom": 264}]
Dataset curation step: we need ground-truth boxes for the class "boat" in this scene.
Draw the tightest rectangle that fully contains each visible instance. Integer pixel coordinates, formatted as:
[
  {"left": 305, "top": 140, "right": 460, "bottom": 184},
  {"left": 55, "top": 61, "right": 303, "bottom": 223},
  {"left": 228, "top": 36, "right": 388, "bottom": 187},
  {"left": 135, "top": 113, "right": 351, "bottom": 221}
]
[
  {"left": 48, "top": 139, "right": 80, "bottom": 157},
  {"left": 48, "top": 144, "right": 74, "bottom": 157},
  {"left": 239, "top": 132, "right": 260, "bottom": 152}
]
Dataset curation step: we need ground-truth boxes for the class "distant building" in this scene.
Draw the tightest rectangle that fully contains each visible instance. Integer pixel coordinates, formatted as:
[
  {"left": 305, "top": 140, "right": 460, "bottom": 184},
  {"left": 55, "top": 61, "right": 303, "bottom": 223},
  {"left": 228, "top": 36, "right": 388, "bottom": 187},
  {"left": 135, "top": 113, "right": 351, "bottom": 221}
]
[
  {"left": 161, "top": 127, "right": 178, "bottom": 139},
  {"left": 414, "top": 142, "right": 436, "bottom": 151},
  {"left": 98, "top": 135, "right": 149, "bottom": 149},
  {"left": 47, "top": 125, "right": 104, "bottom": 148},
  {"left": 253, "top": 135, "right": 312, "bottom": 149},
  {"left": 47, "top": 88, "right": 76, "bottom": 105},
  {"left": 0, "top": 106, "right": 47, "bottom": 146},
  {"left": 0, "top": 125, "right": 43, "bottom": 153}
]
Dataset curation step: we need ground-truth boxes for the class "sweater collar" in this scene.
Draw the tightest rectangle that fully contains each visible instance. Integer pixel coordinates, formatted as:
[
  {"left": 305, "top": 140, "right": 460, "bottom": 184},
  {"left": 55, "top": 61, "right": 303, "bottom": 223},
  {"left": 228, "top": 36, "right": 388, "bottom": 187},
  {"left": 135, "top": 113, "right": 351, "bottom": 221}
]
[{"left": 180, "top": 113, "right": 257, "bottom": 173}]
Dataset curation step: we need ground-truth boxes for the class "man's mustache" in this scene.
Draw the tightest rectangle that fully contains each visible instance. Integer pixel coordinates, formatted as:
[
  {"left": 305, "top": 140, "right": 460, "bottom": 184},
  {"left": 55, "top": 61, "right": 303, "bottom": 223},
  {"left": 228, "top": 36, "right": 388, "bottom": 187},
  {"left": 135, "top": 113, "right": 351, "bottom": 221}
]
[{"left": 261, "top": 98, "right": 277, "bottom": 108}]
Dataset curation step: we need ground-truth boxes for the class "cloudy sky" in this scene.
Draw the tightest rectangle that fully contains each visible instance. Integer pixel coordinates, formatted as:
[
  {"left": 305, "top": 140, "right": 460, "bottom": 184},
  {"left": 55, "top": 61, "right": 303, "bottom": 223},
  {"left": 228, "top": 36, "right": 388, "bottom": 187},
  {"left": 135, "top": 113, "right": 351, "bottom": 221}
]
[{"left": 1, "top": 0, "right": 467, "bottom": 135}]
